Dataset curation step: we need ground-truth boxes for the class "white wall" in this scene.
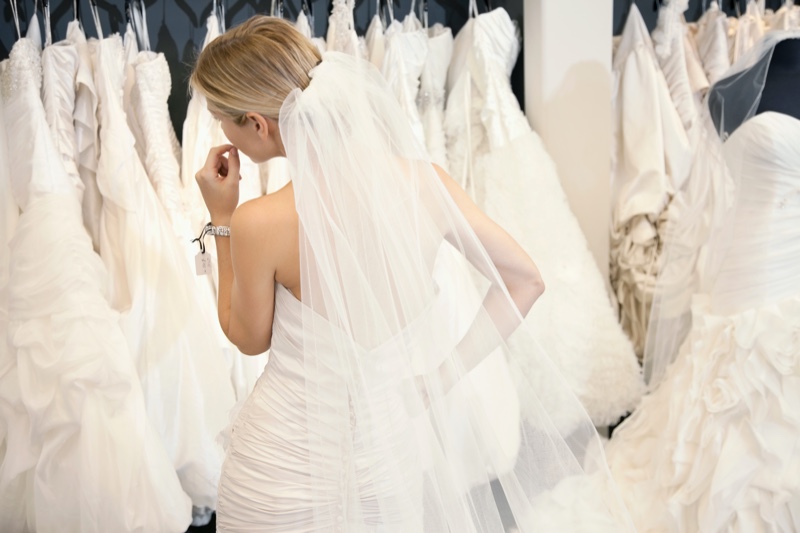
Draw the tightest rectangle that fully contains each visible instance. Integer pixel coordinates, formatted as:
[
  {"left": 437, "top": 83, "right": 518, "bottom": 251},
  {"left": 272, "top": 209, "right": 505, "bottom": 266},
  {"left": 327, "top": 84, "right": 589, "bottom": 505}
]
[{"left": 524, "top": 0, "right": 613, "bottom": 280}]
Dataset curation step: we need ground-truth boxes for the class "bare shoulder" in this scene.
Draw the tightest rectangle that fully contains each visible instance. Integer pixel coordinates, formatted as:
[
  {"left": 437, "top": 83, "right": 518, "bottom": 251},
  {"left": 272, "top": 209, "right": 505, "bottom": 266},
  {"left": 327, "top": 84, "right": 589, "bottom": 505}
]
[
  {"left": 231, "top": 183, "right": 297, "bottom": 241},
  {"left": 229, "top": 183, "right": 299, "bottom": 289}
]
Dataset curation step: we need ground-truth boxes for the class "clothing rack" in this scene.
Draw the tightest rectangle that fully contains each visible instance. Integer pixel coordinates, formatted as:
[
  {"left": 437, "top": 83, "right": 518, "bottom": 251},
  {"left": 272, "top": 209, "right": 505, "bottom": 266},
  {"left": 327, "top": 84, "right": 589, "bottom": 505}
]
[
  {"left": 0, "top": 0, "right": 524, "bottom": 141},
  {"left": 613, "top": 0, "right": 790, "bottom": 35}
]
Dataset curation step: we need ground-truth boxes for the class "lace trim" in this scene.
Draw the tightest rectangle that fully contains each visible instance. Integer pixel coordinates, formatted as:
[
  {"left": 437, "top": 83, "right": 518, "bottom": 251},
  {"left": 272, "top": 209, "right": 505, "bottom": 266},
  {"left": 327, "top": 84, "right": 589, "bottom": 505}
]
[
  {"left": 2, "top": 39, "right": 42, "bottom": 99},
  {"left": 416, "top": 88, "right": 444, "bottom": 109}
]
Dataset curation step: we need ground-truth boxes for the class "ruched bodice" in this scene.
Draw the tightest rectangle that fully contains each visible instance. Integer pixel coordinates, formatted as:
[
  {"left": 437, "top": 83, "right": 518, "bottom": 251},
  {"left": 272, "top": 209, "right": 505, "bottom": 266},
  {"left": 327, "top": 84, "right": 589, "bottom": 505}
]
[{"left": 713, "top": 112, "right": 800, "bottom": 313}]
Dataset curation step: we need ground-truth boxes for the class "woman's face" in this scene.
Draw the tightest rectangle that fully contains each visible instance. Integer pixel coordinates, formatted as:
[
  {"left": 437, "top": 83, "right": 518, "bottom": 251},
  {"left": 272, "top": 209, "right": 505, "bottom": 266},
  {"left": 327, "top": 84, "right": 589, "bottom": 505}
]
[{"left": 210, "top": 107, "right": 282, "bottom": 163}]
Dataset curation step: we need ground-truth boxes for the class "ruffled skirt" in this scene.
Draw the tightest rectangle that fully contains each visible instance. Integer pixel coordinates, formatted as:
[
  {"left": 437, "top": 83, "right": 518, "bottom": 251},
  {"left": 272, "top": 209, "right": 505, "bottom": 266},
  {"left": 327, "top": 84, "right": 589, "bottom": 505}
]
[{"left": 606, "top": 294, "right": 800, "bottom": 532}]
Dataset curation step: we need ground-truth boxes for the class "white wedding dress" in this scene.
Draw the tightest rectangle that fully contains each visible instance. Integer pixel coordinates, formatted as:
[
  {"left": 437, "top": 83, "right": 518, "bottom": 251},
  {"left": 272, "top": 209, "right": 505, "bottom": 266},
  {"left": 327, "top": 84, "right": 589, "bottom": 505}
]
[
  {"left": 380, "top": 10, "right": 522, "bottom": 491},
  {"left": 326, "top": 0, "right": 363, "bottom": 58},
  {"left": 695, "top": 2, "right": 733, "bottom": 85},
  {"left": 296, "top": 10, "right": 327, "bottom": 55},
  {"left": 128, "top": 51, "right": 231, "bottom": 446},
  {"left": 652, "top": 0, "right": 709, "bottom": 139},
  {"left": 732, "top": 1, "right": 766, "bottom": 63},
  {"left": 0, "top": 32, "right": 192, "bottom": 533},
  {"left": 181, "top": 13, "right": 269, "bottom": 401},
  {"left": 418, "top": 23, "right": 453, "bottom": 169},
  {"left": 769, "top": 1, "right": 800, "bottom": 31},
  {"left": 0, "top": 48, "right": 29, "bottom": 533},
  {"left": 365, "top": 11, "right": 385, "bottom": 69},
  {"left": 610, "top": 5, "right": 692, "bottom": 359},
  {"left": 614, "top": 0, "right": 710, "bottom": 360},
  {"left": 92, "top": 32, "right": 236, "bottom": 512},
  {"left": 446, "top": 7, "right": 644, "bottom": 426},
  {"left": 65, "top": 20, "right": 103, "bottom": 253},
  {"left": 382, "top": 17, "right": 427, "bottom": 148},
  {"left": 606, "top": 111, "right": 800, "bottom": 533}
]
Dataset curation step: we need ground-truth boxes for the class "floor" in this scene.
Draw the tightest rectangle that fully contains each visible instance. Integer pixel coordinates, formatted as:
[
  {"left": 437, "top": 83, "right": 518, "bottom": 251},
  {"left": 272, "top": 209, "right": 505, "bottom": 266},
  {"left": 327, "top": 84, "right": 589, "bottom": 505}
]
[{"left": 187, "top": 514, "right": 216, "bottom": 533}]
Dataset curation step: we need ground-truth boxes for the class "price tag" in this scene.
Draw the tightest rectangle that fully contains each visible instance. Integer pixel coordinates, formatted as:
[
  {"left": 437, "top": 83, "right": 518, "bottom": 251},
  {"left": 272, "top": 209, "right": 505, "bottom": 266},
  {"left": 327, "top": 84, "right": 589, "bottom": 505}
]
[{"left": 195, "top": 252, "right": 212, "bottom": 276}]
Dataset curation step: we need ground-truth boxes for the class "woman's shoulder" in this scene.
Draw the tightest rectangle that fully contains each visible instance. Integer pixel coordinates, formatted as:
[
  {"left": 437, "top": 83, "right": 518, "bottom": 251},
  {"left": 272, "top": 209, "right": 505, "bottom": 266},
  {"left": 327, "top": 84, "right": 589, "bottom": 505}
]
[{"left": 231, "top": 182, "right": 297, "bottom": 242}]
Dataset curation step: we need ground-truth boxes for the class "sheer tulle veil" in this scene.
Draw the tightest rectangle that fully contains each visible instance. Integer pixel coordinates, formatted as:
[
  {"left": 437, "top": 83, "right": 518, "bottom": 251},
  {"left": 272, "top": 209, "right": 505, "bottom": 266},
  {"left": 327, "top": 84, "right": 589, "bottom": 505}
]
[{"left": 278, "top": 50, "right": 633, "bottom": 531}]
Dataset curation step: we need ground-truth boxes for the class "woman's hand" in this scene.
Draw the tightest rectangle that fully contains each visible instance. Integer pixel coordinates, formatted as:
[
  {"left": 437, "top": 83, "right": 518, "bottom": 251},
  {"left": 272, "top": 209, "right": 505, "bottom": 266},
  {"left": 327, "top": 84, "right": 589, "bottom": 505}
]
[{"left": 196, "top": 144, "right": 241, "bottom": 223}]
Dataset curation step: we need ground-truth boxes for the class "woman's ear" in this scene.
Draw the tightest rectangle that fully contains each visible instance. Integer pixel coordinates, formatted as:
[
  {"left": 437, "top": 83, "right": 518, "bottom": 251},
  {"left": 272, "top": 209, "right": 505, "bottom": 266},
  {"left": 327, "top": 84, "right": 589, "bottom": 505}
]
[{"left": 245, "top": 112, "right": 270, "bottom": 140}]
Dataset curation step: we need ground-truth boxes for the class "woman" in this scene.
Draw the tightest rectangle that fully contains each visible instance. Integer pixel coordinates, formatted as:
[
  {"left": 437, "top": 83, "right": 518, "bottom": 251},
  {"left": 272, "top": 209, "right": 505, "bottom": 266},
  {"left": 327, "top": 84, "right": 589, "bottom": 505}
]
[{"left": 193, "top": 15, "right": 631, "bottom": 532}]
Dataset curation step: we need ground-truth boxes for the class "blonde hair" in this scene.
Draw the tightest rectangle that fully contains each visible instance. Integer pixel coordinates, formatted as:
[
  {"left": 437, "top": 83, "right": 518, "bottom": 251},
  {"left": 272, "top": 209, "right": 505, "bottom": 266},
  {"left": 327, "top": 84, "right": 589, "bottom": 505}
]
[{"left": 191, "top": 16, "right": 322, "bottom": 124}]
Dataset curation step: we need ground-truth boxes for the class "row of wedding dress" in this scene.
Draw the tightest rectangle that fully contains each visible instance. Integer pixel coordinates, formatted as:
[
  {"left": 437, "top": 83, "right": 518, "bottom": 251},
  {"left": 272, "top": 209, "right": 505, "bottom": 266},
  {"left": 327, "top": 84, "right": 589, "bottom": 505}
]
[
  {"left": 608, "top": 1, "right": 800, "bottom": 529},
  {"left": 0, "top": 10, "right": 240, "bottom": 532},
  {"left": 611, "top": 0, "right": 800, "bottom": 358}
]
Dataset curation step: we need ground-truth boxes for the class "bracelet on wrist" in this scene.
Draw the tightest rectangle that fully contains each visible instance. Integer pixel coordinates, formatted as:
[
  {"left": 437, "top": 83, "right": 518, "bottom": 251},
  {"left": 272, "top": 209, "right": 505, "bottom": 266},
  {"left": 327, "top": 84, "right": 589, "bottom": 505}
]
[
  {"left": 192, "top": 222, "right": 230, "bottom": 255},
  {"left": 208, "top": 224, "right": 231, "bottom": 237}
]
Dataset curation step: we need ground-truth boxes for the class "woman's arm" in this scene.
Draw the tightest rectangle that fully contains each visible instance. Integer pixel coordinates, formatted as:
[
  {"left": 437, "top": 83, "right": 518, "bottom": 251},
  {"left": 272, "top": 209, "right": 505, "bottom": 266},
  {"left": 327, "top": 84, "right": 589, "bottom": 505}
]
[
  {"left": 433, "top": 164, "right": 545, "bottom": 316},
  {"left": 430, "top": 164, "right": 546, "bottom": 390},
  {"left": 196, "top": 145, "right": 277, "bottom": 355}
]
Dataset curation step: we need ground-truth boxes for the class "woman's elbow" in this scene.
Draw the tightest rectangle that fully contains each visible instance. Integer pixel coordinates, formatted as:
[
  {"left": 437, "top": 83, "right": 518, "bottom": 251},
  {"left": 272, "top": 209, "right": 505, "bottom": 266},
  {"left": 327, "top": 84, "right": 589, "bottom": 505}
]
[
  {"left": 517, "top": 269, "right": 545, "bottom": 316},
  {"left": 238, "top": 343, "right": 270, "bottom": 356},
  {"left": 531, "top": 271, "right": 545, "bottom": 302},
  {"left": 226, "top": 329, "right": 271, "bottom": 356}
]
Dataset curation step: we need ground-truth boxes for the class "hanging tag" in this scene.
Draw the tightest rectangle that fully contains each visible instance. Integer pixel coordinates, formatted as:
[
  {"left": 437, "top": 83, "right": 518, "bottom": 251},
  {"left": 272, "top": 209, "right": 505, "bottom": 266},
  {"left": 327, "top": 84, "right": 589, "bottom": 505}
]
[{"left": 195, "top": 252, "right": 213, "bottom": 276}]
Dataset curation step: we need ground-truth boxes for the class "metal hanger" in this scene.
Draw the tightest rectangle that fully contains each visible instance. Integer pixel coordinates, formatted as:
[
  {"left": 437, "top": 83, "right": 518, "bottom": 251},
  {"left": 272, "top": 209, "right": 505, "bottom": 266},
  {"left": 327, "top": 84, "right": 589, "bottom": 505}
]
[
  {"left": 10, "top": 0, "right": 21, "bottom": 39},
  {"left": 381, "top": 0, "right": 395, "bottom": 23},
  {"left": 468, "top": 0, "right": 478, "bottom": 18},
  {"left": 301, "top": 0, "right": 314, "bottom": 33},
  {"left": 210, "top": 0, "right": 222, "bottom": 31},
  {"left": 138, "top": 0, "right": 151, "bottom": 51},
  {"left": 125, "top": 0, "right": 136, "bottom": 29},
  {"left": 271, "top": 0, "right": 284, "bottom": 18},
  {"left": 88, "top": 0, "right": 103, "bottom": 39},
  {"left": 43, "top": 0, "right": 52, "bottom": 46}
]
